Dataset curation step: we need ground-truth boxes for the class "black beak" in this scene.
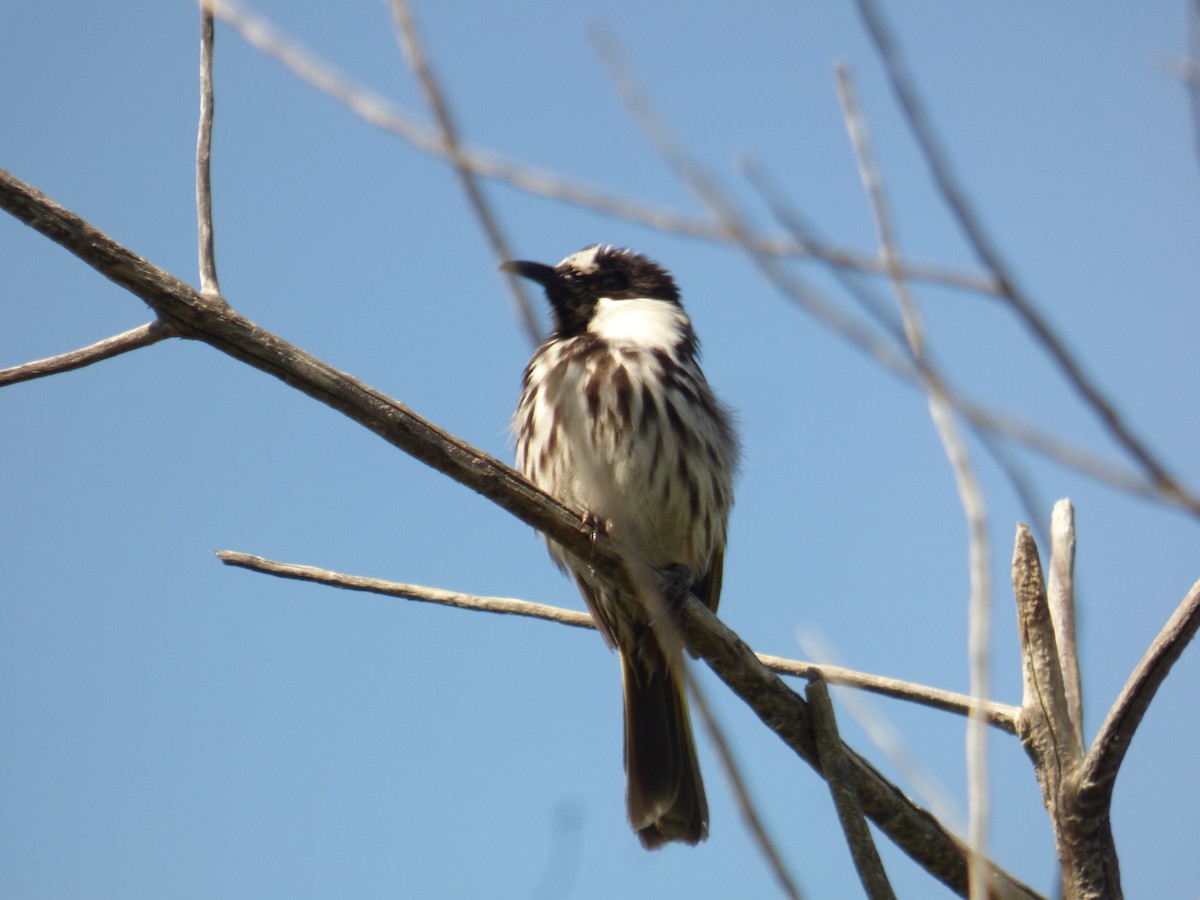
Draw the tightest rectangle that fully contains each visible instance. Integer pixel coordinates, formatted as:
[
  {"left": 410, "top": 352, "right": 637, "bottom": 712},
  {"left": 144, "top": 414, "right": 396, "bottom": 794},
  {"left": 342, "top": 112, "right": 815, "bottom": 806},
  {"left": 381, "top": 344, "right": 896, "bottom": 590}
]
[{"left": 499, "top": 259, "right": 559, "bottom": 288}]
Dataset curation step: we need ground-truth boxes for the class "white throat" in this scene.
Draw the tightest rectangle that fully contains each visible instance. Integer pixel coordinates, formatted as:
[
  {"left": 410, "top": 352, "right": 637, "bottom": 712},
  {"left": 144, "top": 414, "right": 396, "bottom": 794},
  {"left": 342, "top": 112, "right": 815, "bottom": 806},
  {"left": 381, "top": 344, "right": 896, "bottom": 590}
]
[{"left": 587, "top": 297, "right": 689, "bottom": 350}]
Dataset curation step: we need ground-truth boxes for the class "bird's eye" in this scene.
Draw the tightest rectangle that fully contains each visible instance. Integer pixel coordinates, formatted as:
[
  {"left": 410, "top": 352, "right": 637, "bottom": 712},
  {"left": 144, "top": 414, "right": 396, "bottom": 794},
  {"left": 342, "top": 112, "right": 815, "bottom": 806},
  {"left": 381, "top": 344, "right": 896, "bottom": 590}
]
[{"left": 600, "top": 273, "right": 627, "bottom": 293}]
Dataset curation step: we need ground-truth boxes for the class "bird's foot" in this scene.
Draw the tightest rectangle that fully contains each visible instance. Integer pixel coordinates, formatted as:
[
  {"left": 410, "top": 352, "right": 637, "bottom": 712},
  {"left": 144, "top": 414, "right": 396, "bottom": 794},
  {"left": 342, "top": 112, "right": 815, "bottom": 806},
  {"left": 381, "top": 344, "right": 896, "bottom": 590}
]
[
  {"left": 659, "top": 563, "right": 694, "bottom": 612},
  {"left": 581, "top": 512, "right": 608, "bottom": 569}
]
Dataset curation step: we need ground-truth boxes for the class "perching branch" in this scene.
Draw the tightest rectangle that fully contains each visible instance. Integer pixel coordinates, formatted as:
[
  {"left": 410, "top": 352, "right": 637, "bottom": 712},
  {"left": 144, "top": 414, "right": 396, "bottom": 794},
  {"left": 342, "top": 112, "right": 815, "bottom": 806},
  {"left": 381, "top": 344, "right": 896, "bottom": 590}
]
[
  {"left": 0, "top": 167, "right": 1038, "bottom": 897},
  {"left": 0, "top": 165, "right": 598, "bottom": 570}
]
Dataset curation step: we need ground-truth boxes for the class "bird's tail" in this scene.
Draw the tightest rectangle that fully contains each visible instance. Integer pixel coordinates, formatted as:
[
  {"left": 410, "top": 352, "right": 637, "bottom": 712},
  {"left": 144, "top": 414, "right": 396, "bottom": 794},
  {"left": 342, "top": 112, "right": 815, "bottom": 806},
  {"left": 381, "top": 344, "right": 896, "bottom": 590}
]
[{"left": 621, "top": 650, "right": 708, "bottom": 849}]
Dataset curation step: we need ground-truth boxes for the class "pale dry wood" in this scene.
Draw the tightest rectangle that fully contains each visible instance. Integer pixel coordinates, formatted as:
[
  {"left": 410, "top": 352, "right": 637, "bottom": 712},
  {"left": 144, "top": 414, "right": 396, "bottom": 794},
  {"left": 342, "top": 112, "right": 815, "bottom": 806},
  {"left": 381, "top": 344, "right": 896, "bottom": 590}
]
[
  {"left": 807, "top": 675, "right": 896, "bottom": 900},
  {"left": 0, "top": 321, "right": 174, "bottom": 387},
  {"left": 1047, "top": 500, "right": 1083, "bottom": 751},
  {"left": 1013, "top": 525, "right": 1082, "bottom": 795},
  {"left": 197, "top": 8, "right": 220, "bottom": 295},
  {"left": 217, "top": 551, "right": 596, "bottom": 627},
  {"left": 1012, "top": 525, "right": 1115, "bottom": 899},
  {"left": 1079, "top": 578, "right": 1200, "bottom": 815}
]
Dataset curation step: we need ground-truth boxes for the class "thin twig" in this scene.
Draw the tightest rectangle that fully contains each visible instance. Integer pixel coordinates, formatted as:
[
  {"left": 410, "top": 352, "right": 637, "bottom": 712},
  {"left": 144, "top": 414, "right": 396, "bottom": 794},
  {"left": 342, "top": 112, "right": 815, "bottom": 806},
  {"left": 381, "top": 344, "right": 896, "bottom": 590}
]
[
  {"left": 687, "top": 664, "right": 805, "bottom": 899},
  {"left": 601, "top": 29, "right": 1185, "bottom": 520},
  {"left": 1079, "top": 577, "right": 1200, "bottom": 812},
  {"left": 0, "top": 321, "right": 174, "bottom": 388},
  {"left": 854, "top": 0, "right": 1196, "bottom": 516},
  {"left": 738, "top": 156, "right": 907, "bottom": 346},
  {"left": 740, "top": 158, "right": 1168, "bottom": 516},
  {"left": 388, "top": 0, "right": 541, "bottom": 348},
  {"left": 197, "top": 7, "right": 220, "bottom": 295},
  {"left": 807, "top": 675, "right": 896, "bottom": 900},
  {"left": 197, "top": 0, "right": 996, "bottom": 295},
  {"left": 764, "top": 650, "right": 1018, "bottom": 733},
  {"left": 215, "top": 549, "right": 1020, "bottom": 732},
  {"left": 835, "top": 62, "right": 993, "bottom": 897},
  {"left": 796, "top": 630, "right": 967, "bottom": 844},
  {"left": 216, "top": 550, "right": 594, "bottom": 627}
]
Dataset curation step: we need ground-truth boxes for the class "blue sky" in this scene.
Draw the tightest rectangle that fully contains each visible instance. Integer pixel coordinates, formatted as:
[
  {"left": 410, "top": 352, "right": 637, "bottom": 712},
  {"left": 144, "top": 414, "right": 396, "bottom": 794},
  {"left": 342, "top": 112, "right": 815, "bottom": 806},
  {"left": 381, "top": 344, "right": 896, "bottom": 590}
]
[{"left": 2, "top": 2, "right": 1198, "bottom": 897}]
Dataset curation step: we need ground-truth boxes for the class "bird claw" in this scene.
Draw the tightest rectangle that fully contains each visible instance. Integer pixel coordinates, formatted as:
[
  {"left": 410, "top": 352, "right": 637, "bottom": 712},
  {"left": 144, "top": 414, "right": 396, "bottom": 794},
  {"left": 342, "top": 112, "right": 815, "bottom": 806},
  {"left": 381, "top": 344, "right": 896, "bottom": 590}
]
[
  {"left": 581, "top": 511, "right": 606, "bottom": 540},
  {"left": 659, "top": 563, "right": 694, "bottom": 612}
]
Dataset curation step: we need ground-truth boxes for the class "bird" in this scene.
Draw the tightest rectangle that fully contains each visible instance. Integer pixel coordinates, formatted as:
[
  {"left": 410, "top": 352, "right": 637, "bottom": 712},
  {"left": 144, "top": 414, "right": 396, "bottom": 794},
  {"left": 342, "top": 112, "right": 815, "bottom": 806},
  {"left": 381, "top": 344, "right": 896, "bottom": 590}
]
[{"left": 503, "top": 245, "right": 739, "bottom": 849}]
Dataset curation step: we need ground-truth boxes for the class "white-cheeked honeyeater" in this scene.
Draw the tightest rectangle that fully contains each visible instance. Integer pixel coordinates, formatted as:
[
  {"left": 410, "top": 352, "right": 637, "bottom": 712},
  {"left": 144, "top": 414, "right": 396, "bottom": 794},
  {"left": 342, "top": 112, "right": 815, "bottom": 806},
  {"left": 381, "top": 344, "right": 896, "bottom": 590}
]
[{"left": 504, "top": 245, "right": 739, "bottom": 849}]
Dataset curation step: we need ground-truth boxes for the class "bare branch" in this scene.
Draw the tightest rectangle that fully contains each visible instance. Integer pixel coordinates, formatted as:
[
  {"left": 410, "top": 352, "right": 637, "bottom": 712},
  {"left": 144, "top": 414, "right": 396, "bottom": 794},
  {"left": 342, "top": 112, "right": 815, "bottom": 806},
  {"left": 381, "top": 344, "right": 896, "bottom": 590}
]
[
  {"left": 1011, "top": 525, "right": 1115, "bottom": 897},
  {"left": 854, "top": 0, "right": 1197, "bottom": 516},
  {"left": 836, "top": 61, "right": 993, "bottom": 897},
  {"left": 1079, "top": 578, "right": 1200, "bottom": 812},
  {"left": 199, "top": 0, "right": 995, "bottom": 295},
  {"left": 197, "top": 7, "right": 220, "bottom": 295},
  {"left": 1047, "top": 500, "right": 1083, "bottom": 750},
  {"left": 0, "top": 321, "right": 173, "bottom": 388},
  {"left": 677, "top": 598, "right": 1042, "bottom": 900},
  {"left": 388, "top": 0, "right": 540, "bottom": 348},
  {"left": 740, "top": 160, "right": 1175, "bottom": 518},
  {"left": 1013, "top": 525, "right": 1083, "bottom": 791},
  {"left": 217, "top": 549, "right": 1019, "bottom": 731},
  {"left": 0, "top": 165, "right": 598, "bottom": 571},
  {"left": 807, "top": 675, "right": 896, "bottom": 900},
  {"left": 216, "top": 550, "right": 594, "bottom": 628},
  {"left": 765, "top": 653, "right": 1019, "bottom": 733}
]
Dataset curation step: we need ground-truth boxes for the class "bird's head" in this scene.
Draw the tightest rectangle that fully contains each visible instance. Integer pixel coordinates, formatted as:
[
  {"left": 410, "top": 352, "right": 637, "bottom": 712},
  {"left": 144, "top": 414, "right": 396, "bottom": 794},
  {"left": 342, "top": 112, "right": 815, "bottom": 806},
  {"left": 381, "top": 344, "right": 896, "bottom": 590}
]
[{"left": 501, "top": 245, "right": 682, "bottom": 338}]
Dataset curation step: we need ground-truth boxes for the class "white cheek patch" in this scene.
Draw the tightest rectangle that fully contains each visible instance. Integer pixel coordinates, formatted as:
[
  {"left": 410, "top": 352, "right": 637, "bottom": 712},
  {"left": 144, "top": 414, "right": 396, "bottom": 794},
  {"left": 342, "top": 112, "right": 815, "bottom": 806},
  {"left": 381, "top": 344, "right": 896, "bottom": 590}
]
[{"left": 587, "top": 297, "right": 690, "bottom": 349}]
